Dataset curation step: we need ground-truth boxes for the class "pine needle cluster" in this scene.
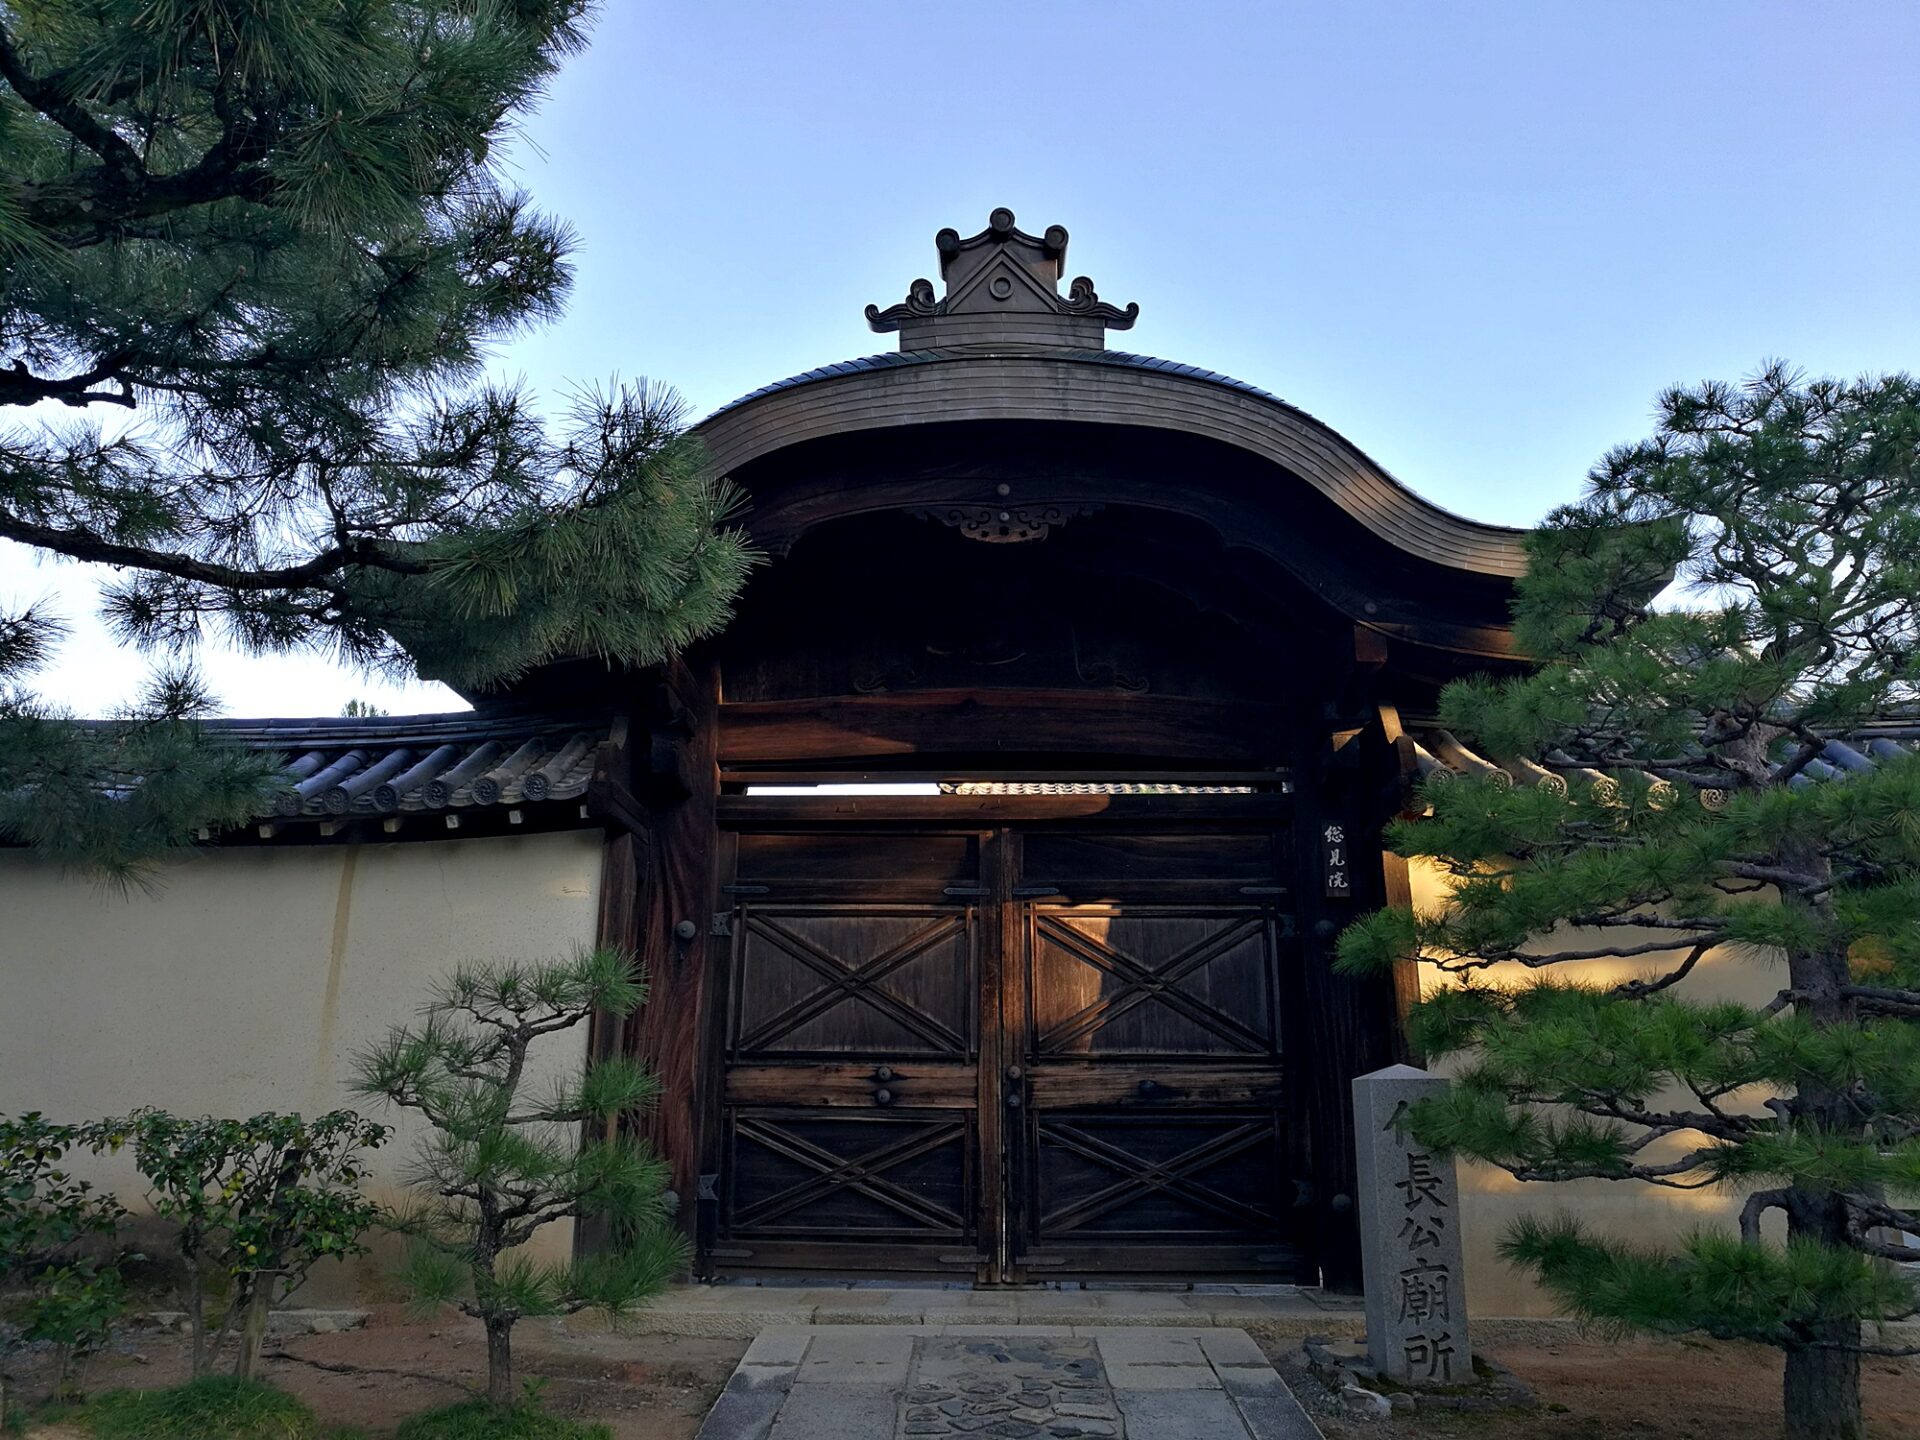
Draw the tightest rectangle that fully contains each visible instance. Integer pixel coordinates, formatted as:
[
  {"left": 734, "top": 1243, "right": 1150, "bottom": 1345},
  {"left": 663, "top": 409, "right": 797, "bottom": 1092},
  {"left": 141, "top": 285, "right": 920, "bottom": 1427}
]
[{"left": 0, "top": 3, "right": 755, "bottom": 871}]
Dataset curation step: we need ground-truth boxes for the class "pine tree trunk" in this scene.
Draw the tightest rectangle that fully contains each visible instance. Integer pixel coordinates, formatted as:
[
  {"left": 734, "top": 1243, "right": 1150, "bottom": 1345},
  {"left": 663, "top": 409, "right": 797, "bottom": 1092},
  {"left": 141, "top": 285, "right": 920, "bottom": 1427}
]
[
  {"left": 1784, "top": 1331, "right": 1862, "bottom": 1440},
  {"left": 1778, "top": 835, "right": 1864, "bottom": 1440},
  {"left": 484, "top": 1317, "right": 514, "bottom": 1408}
]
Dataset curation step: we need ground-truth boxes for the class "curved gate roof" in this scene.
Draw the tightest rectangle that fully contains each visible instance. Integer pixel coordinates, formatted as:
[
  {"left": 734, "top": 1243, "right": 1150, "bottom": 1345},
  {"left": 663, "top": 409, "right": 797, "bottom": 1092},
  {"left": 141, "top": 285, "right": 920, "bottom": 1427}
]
[{"left": 696, "top": 208, "right": 1529, "bottom": 584}]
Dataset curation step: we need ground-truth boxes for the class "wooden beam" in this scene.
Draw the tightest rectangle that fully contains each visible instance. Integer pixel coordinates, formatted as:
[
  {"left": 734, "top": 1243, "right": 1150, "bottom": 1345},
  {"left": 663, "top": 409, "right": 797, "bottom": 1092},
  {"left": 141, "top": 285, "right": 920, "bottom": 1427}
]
[
  {"left": 716, "top": 792, "right": 1291, "bottom": 826},
  {"left": 717, "top": 689, "right": 1289, "bottom": 766},
  {"left": 1353, "top": 624, "right": 1390, "bottom": 669},
  {"left": 720, "top": 767, "right": 1291, "bottom": 789}
]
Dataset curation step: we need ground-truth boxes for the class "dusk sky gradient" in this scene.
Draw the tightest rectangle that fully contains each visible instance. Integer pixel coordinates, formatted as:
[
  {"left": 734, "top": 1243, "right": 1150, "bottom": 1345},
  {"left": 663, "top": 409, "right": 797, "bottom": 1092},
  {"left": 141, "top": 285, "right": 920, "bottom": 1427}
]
[{"left": 6, "top": 0, "right": 1917, "bottom": 717}]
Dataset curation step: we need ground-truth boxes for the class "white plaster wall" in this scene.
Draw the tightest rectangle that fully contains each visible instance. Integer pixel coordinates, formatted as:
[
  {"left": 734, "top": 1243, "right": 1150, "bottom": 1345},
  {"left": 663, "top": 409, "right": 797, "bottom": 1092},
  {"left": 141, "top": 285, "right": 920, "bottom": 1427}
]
[
  {"left": 0, "top": 831, "right": 604, "bottom": 1298},
  {"left": 1406, "top": 856, "right": 1786, "bottom": 1317}
]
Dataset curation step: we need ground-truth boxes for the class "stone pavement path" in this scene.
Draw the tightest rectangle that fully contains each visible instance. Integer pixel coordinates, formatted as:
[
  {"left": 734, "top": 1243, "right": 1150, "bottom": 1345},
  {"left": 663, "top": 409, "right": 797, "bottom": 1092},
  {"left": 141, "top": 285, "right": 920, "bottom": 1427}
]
[
  {"left": 901, "top": 1334, "right": 1115, "bottom": 1436},
  {"left": 694, "top": 1326, "right": 1322, "bottom": 1440}
]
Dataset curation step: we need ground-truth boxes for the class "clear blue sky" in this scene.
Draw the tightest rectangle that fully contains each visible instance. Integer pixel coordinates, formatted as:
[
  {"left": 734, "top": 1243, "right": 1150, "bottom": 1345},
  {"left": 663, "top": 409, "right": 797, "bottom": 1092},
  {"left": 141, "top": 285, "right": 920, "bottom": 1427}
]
[{"left": 7, "top": 0, "right": 1917, "bottom": 716}]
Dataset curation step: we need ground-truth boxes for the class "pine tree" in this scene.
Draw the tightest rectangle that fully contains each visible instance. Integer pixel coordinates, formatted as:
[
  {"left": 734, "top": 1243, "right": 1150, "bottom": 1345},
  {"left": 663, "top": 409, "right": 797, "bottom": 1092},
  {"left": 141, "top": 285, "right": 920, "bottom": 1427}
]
[
  {"left": 0, "top": 2, "right": 754, "bottom": 875},
  {"left": 1339, "top": 365, "right": 1920, "bottom": 1440},
  {"left": 351, "top": 945, "right": 686, "bottom": 1409}
]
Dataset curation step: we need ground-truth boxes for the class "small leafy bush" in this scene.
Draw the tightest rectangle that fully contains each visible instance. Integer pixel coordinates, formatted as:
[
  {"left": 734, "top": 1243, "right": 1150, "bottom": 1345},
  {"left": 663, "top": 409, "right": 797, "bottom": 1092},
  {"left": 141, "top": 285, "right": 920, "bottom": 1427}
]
[
  {"left": 0, "top": 1113, "right": 127, "bottom": 1416},
  {"left": 100, "top": 1111, "right": 388, "bottom": 1381}
]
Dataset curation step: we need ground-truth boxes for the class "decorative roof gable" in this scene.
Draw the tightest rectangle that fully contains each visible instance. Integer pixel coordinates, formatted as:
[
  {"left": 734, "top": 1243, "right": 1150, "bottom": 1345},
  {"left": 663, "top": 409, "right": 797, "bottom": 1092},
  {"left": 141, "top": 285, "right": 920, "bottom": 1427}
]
[{"left": 866, "top": 207, "right": 1138, "bottom": 351}]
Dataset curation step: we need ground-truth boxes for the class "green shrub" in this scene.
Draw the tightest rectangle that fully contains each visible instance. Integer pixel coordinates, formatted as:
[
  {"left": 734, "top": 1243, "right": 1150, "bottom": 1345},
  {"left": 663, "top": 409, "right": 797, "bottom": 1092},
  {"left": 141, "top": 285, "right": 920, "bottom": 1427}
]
[
  {"left": 0, "top": 1113, "right": 127, "bottom": 1418},
  {"left": 87, "top": 1377, "right": 338, "bottom": 1440},
  {"left": 394, "top": 1400, "right": 613, "bottom": 1440}
]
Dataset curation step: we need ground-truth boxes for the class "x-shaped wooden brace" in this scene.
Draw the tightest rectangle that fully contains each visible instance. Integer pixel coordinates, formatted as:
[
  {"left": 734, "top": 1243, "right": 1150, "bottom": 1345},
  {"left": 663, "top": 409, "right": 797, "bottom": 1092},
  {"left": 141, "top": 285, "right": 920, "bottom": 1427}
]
[
  {"left": 730, "top": 1114, "right": 970, "bottom": 1234},
  {"left": 734, "top": 911, "right": 970, "bottom": 1055},
  {"left": 1036, "top": 1118, "right": 1278, "bottom": 1235},
  {"left": 1034, "top": 913, "right": 1271, "bottom": 1055}
]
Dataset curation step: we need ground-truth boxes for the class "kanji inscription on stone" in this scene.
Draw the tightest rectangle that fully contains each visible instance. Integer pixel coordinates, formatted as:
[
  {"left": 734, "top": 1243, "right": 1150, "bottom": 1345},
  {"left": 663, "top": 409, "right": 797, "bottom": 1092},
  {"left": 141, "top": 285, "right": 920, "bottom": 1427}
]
[{"left": 1353, "top": 1064, "right": 1472, "bottom": 1385}]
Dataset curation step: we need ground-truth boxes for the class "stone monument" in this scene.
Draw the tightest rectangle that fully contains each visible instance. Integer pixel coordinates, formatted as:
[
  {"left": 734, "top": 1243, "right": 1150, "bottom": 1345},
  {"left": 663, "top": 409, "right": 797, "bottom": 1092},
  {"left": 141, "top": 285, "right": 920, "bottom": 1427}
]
[{"left": 1353, "top": 1064, "right": 1472, "bottom": 1385}]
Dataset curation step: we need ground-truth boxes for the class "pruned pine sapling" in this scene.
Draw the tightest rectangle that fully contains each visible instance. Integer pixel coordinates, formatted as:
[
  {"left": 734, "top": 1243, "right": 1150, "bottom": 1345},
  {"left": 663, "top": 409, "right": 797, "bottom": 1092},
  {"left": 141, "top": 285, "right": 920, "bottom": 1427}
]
[
  {"left": 353, "top": 946, "right": 687, "bottom": 1408},
  {"left": 1339, "top": 366, "right": 1920, "bottom": 1440}
]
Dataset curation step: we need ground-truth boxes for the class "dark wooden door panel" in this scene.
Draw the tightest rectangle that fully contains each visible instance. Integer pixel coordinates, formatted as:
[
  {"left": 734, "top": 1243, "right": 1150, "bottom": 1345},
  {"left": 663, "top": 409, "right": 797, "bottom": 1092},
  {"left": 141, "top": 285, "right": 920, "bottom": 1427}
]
[
  {"left": 1029, "top": 1112, "right": 1287, "bottom": 1237},
  {"left": 1013, "top": 847, "right": 1299, "bottom": 1278},
  {"left": 1021, "top": 831, "right": 1287, "bottom": 902},
  {"left": 733, "top": 831, "right": 981, "bottom": 900},
  {"left": 716, "top": 831, "right": 992, "bottom": 1274},
  {"left": 1027, "top": 909, "right": 1279, "bottom": 1058},
  {"left": 729, "top": 908, "right": 975, "bottom": 1059},
  {"left": 716, "top": 1109, "right": 978, "bottom": 1271}
]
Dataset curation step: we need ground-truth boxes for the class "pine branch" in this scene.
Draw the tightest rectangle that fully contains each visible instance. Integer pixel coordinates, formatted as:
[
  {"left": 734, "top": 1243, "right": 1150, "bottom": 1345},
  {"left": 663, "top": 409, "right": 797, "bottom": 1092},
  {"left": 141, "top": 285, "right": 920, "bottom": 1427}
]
[
  {"left": 1845, "top": 1194, "right": 1920, "bottom": 1237},
  {"left": 0, "top": 510, "right": 431, "bottom": 590},
  {"left": 1617, "top": 940, "right": 1715, "bottom": 998},
  {"left": 1843, "top": 986, "right": 1920, "bottom": 1017},
  {"left": 1475, "top": 934, "right": 1725, "bottom": 968},
  {"left": 0, "top": 355, "right": 136, "bottom": 408},
  {"left": 0, "top": 20, "right": 144, "bottom": 176},
  {"left": 1739, "top": 1187, "right": 1793, "bottom": 1243}
]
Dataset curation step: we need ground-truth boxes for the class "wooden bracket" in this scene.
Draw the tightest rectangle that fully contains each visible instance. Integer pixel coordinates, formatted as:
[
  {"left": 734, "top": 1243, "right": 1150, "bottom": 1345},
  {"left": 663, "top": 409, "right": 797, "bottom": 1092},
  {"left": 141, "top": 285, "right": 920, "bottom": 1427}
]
[{"left": 586, "top": 775, "right": 650, "bottom": 837}]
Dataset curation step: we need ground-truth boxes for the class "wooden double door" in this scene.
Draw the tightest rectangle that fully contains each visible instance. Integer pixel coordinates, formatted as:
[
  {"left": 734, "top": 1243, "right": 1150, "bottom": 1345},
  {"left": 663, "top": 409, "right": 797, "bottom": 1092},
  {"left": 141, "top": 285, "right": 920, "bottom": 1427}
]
[{"left": 709, "top": 825, "right": 1304, "bottom": 1282}]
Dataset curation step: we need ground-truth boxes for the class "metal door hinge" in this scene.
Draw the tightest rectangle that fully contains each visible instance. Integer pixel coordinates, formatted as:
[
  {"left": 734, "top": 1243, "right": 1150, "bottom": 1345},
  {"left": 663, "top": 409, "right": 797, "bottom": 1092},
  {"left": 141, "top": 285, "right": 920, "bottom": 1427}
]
[
  {"left": 697, "top": 1172, "right": 720, "bottom": 1202},
  {"left": 710, "top": 911, "right": 733, "bottom": 937},
  {"left": 942, "top": 885, "right": 989, "bottom": 897}
]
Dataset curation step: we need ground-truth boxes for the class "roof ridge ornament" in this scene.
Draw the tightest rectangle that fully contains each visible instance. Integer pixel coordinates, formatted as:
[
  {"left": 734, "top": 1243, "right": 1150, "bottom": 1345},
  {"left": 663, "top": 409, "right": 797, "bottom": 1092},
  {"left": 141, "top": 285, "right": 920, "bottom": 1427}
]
[{"left": 866, "top": 207, "right": 1138, "bottom": 352}]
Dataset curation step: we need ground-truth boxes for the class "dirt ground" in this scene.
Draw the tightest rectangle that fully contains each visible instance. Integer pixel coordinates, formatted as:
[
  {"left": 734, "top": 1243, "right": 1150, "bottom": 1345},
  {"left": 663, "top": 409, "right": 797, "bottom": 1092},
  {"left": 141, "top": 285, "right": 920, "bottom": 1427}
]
[
  {"left": 11, "top": 1306, "right": 745, "bottom": 1439},
  {"left": 12, "top": 1313, "right": 1920, "bottom": 1439},
  {"left": 1267, "top": 1335, "right": 1920, "bottom": 1440}
]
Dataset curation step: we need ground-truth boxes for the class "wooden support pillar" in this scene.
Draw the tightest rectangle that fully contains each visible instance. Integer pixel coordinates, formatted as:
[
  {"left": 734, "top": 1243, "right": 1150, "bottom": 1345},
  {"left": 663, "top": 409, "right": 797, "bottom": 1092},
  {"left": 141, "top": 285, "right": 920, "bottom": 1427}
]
[
  {"left": 624, "top": 659, "right": 723, "bottom": 1265},
  {"left": 577, "top": 718, "right": 647, "bottom": 1258},
  {"left": 1291, "top": 697, "right": 1409, "bottom": 1294},
  {"left": 1375, "top": 704, "right": 1424, "bottom": 1062}
]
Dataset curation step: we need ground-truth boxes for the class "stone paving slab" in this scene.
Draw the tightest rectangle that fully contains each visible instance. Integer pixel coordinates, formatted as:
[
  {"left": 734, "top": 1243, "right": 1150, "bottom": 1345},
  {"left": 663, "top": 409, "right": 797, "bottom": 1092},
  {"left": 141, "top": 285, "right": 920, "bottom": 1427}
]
[
  {"left": 693, "top": 1326, "right": 1323, "bottom": 1440},
  {"left": 581, "top": 1283, "right": 1362, "bottom": 1341}
]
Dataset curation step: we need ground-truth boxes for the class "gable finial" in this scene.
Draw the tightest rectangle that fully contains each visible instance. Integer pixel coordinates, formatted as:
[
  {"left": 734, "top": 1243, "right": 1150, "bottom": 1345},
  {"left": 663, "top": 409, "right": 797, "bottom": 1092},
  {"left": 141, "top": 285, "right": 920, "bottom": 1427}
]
[{"left": 866, "top": 208, "right": 1138, "bottom": 352}]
